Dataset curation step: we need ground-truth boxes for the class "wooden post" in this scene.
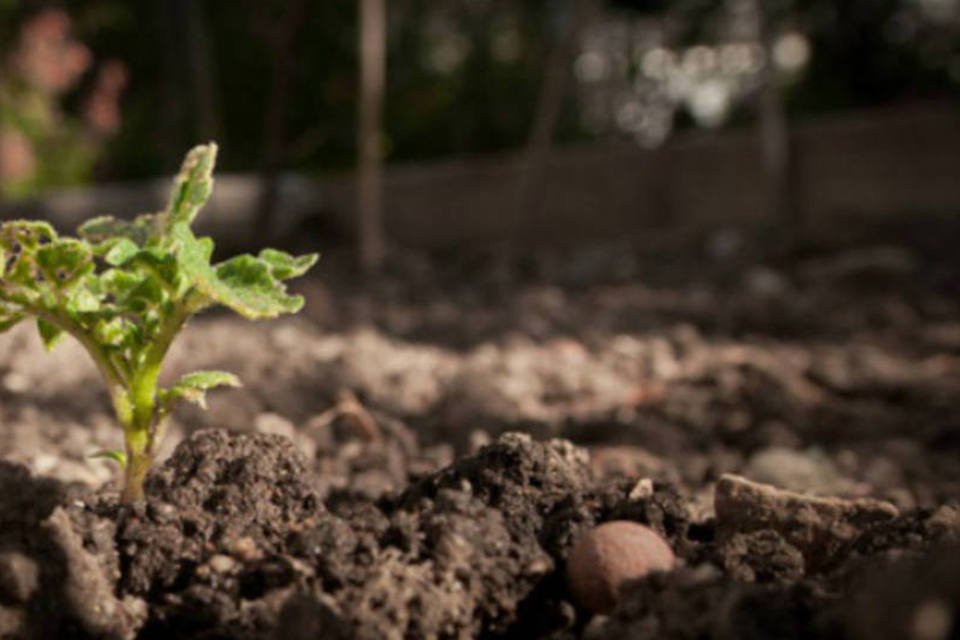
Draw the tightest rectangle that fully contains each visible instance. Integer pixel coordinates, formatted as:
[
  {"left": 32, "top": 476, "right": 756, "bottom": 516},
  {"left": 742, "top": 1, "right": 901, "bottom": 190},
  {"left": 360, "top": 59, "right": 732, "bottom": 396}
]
[
  {"left": 517, "top": 0, "right": 593, "bottom": 240},
  {"left": 358, "top": 0, "right": 387, "bottom": 273},
  {"left": 753, "top": 0, "right": 799, "bottom": 250}
]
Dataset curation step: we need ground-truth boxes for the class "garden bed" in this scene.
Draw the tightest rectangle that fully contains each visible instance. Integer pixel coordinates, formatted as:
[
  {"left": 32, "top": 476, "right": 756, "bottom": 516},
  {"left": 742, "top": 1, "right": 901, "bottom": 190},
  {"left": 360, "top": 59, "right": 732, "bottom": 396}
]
[{"left": 1, "top": 222, "right": 958, "bottom": 638}]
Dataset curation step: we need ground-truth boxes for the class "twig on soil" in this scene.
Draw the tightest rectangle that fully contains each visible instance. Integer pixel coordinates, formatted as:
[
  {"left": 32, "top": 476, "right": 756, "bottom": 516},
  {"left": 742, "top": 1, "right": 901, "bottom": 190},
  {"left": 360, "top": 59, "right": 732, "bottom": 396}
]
[{"left": 307, "top": 388, "right": 381, "bottom": 442}]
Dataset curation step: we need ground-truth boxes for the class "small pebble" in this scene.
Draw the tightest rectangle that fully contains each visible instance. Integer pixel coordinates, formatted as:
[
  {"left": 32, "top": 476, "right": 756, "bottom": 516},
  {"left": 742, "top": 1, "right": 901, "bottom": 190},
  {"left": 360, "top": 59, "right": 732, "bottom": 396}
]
[
  {"left": 209, "top": 554, "right": 236, "bottom": 574},
  {"left": 230, "top": 536, "right": 260, "bottom": 562},
  {"left": 566, "top": 520, "right": 675, "bottom": 614}
]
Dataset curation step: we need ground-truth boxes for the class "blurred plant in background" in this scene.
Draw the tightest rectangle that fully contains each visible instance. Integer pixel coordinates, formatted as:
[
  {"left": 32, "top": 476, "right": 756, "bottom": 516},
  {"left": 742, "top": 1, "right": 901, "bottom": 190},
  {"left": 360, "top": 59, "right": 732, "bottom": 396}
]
[
  {"left": 0, "top": 1, "right": 956, "bottom": 193},
  {"left": 0, "top": 6, "right": 126, "bottom": 198}
]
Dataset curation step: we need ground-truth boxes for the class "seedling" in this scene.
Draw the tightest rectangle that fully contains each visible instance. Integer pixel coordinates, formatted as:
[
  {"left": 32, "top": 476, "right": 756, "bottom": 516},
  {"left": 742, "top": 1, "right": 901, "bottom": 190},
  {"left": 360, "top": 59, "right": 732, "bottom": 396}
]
[{"left": 0, "top": 144, "right": 317, "bottom": 502}]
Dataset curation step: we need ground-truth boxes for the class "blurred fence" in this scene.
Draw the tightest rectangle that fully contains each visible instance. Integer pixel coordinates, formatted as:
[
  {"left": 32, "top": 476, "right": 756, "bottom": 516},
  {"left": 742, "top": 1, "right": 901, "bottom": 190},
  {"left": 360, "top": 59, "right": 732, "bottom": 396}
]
[{"left": 4, "top": 103, "right": 959, "bottom": 249}]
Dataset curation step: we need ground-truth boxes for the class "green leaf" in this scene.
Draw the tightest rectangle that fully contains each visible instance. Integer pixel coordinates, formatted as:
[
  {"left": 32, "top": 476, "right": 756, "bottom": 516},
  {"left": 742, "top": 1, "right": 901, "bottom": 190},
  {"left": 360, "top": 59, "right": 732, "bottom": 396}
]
[
  {"left": 89, "top": 449, "right": 127, "bottom": 468},
  {"left": 213, "top": 254, "right": 305, "bottom": 316},
  {"left": 67, "top": 284, "right": 100, "bottom": 313},
  {"left": 0, "top": 311, "right": 23, "bottom": 333},
  {"left": 93, "top": 317, "right": 131, "bottom": 348},
  {"left": 128, "top": 248, "right": 179, "bottom": 288},
  {"left": 104, "top": 238, "right": 140, "bottom": 266},
  {"left": 35, "top": 239, "right": 94, "bottom": 286},
  {"left": 258, "top": 249, "right": 319, "bottom": 280},
  {"left": 160, "top": 370, "right": 241, "bottom": 410},
  {"left": 80, "top": 214, "right": 159, "bottom": 246},
  {"left": 37, "top": 319, "right": 64, "bottom": 350},
  {"left": 0, "top": 220, "right": 57, "bottom": 249},
  {"left": 165, "top": 143, "right": 217, "bottom": 228},
  {"left": 173, "top": 225, "right": 306, "bottom": 319}
]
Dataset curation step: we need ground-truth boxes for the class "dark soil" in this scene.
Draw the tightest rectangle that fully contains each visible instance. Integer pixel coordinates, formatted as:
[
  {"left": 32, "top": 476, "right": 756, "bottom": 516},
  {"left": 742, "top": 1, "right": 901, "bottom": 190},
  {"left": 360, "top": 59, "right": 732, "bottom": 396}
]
[
  {"left": 1, "top": 218, "right": 959, "bottom": 638},
  {"left": 2, "top": 428, "right": 957, "bottom": 639}
]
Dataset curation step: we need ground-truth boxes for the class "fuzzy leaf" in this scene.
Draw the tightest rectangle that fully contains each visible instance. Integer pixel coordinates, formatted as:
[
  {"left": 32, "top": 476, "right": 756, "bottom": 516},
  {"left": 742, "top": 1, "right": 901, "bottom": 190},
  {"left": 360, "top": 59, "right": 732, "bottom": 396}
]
[
  {"left": 0, "top": 220, "right": 56, "bottom": 250},
  {"left": 213, "top": 254, "right": 306, "bottom": 316},
  {"left": 89, "top": 449, "right": 127, "bottom": 468},
  {"left": 0, "top": 311, "right": 23, "bottom": 332},
  {"left": 68, "top": 285, "right": 101, "bottom": 314},
  {"left": 128, "top": 248, "right": 180, "bottom": 288},
  {"left": 35, "top": 239, "right": 94, "bottom": 287},
  {"left": 104, "top": 238, "right": 140, "bottom": 266},
  {"left": 94, "top": 317, "right": 132, "bottom": 348},
  {"left": 258, "top": 249, "right": 319, "bottom": 280},
  {"left": 161, "top": 370, "right": 241, "bottom": 410},
  {"left": 165, "top": 143, "right": 217, "bottom": 228},
  {"left": 173, "top": 225, "right": 309, "bottom": 318},
  {"left": 80, "top": 214, "right": 159, "bottom": 246},
  {"left": 37, "top": 319, "right": 64, "bottom": 350}
]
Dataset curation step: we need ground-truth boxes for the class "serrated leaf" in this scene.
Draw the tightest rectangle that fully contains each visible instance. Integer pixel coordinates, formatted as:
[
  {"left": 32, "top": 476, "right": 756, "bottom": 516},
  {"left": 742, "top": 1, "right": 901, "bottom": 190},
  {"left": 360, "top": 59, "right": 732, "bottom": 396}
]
[
  {"left": 35, "top": 239, "right": 94, "bottom": 287},
  {"left": 89, "top": 449, "right": 127, "bottom": 468},
  {"left": 79, "top": 214, "right": 160, "bottom": 246},
  {"left": 0, "top": 220, "right": 57, "bottom": 249},
  {"left": 258, "top": 249, "right": 319, "bottom": 280},
  {"left": 213, "top": 254, "right": 305, "bottom": 316},
  {"left": 67, "top": 285, "right": 100, "bottom": 314},
  {"left": 165, "top": 143, "right": 217, "bottom": 228},
  {"left": 173, "top": 226, "right": 305, "bottom": 319},
  {"left": 99, "top": 268, "right": 141, "bottom": 298},
  {"left": 104, "top": 238, "right": 140, "bottom": 266},
  {"left": 0, "top": 312, "right": 23, "bottom": 332},
  {"left": 128, "top": 248, "right": 180, "bottom": 288},
  {"left": 161, "top": 370, "right": 241, "bottom": 410},
  {"left": 37, "top": 319, "right": 64, "bottom": 350}
]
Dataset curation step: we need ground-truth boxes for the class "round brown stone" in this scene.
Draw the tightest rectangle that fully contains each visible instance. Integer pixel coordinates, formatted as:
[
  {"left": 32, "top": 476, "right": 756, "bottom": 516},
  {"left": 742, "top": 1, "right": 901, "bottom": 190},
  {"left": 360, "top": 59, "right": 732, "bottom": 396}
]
[{"left": 566, "top": 520, "right": 676, "bottom": 614}]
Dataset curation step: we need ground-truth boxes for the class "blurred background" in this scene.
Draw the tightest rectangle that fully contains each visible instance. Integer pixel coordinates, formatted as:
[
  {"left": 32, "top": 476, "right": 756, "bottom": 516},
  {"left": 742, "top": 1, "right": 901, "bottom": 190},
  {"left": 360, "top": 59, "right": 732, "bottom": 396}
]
[
  {"left": 1, "top": 0, "right": 959, "bottom": 266},
  {"left": 1, "top": 1, "right": 960, "bottom": 506}
]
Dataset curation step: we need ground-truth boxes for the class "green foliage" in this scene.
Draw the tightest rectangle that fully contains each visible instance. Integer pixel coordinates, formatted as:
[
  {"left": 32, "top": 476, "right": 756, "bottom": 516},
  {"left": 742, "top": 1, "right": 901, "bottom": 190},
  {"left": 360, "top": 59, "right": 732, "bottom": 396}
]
[
  {"left": 89, "top": 449, "right": 128, "bottom": 468},
  {"left": 0, "top": 143, "right": 318, "bottom": 501},
  {"left": 160, "top": 370, "right": 241, "bottom": 412}
]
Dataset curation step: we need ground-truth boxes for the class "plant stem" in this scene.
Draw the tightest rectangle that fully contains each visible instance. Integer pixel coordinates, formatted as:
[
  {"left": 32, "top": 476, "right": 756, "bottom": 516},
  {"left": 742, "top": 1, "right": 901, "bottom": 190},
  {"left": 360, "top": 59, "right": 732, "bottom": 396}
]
[
  {"left": 118, "top": 305, "right": 187, "bottom": 503},
  {"left": 121, "top": 447, "right": 151, "bottom": 503}
]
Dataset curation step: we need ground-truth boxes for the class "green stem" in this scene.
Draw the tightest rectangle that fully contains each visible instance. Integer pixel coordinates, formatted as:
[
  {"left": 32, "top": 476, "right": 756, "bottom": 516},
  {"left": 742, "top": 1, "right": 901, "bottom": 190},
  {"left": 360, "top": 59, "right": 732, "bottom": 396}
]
[
  {"left": 121, "top": 447, "right": 151, "bottom": 503},
  {"left": 27, "top": 306, "right": 130, "bottom": 419},
  {"left": 24, "top": 301, "right": 187, "bottom": 503},
  {"left": 119, "top": 304, "right": 187, "bottom": 503}
]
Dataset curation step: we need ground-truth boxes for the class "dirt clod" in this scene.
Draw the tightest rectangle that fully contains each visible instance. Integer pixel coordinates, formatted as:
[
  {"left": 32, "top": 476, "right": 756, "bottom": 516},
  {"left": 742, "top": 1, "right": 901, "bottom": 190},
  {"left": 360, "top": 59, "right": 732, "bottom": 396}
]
[{"left": 715, "top": 473, "right": 900, "bottom": 571}]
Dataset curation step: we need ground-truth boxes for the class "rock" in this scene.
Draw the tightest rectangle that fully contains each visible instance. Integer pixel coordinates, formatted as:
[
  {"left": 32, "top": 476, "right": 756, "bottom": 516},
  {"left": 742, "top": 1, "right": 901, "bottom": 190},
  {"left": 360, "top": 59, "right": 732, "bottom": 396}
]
[
  {"left": 743, "top": 447, "right": 861, "bottom": 496},
  {"left": 208, "top": 555, "right": 236, "bottom": 574},
  {"left": 925, "top": 506, "right": 960, "bottom": 541},
  {"left": 714, "top": 474, "right": 899, "bottom": 571},
  {"left": 566, "top": 521, "right": 676, "bottom": 614}
]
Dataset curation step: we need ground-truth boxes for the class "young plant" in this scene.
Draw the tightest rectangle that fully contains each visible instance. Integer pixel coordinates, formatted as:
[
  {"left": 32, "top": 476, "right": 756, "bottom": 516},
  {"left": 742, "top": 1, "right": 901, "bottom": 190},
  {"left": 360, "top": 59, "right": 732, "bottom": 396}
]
[{"left": 0, "top": 143, "right": 317, "bottom": 502}]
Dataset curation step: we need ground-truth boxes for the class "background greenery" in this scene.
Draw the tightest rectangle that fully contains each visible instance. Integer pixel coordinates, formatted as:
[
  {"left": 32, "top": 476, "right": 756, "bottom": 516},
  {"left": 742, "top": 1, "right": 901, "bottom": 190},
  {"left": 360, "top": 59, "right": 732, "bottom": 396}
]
[{"left": 0, "top": 0, "right": 957, "bottom": 187}]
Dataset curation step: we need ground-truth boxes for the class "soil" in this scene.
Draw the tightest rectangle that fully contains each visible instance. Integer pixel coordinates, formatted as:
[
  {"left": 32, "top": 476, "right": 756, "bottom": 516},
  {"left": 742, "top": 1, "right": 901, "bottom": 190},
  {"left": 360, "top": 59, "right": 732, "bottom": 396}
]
[{"left": 1, "top": 217, "right": 959, "bottom": 639}]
